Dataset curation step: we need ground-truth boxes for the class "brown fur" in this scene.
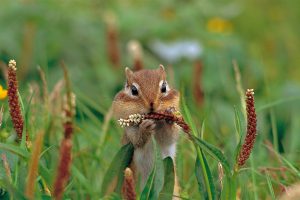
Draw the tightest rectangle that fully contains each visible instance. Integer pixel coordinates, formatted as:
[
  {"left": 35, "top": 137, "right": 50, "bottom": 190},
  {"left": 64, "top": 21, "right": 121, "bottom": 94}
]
[{"left": 113, "top": 66, "right": 181, "bottom": 198}]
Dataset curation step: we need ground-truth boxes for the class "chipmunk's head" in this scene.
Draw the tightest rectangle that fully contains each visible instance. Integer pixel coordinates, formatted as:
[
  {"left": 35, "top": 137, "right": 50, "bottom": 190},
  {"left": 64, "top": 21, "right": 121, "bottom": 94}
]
[{"left": 113, "top": 65, "right": 179, "bottom": 119}]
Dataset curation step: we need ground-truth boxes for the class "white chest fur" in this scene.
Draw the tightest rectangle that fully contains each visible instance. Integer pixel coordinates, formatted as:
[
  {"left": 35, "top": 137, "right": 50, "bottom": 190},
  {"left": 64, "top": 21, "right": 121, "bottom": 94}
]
[{"left": 134, "top": 138, "right": 177, "bottom": 187}]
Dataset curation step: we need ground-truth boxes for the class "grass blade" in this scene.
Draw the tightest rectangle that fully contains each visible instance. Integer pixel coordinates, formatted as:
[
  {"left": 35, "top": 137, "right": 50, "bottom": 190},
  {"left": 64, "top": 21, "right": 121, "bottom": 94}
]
[
  {"left": 101, "top": 143, "right": 134, "bottom": 196},
  {"left": 0, "top": 179, "right": 27, "bottom": 200},
  {"left": 39, "top": 165, "right": 52, "bottom": 190},
  {"left": 0, "top": 143, "right": 29, "bottom": 158},
  {"left": 191, "top": 135, "right": 231, "bottom": 176},
  {"left": 265, "top": 172, "right": 276, "bottom": 200},
  {"left": 264, "top": 144, "right": 300, "bottom": 178},
  {"left": 233, "top": 106, "right": 242, "bottom": 140},
  {"left": 250, "top": 156, "right": 258, "bottom": 200},
  {"left": 195, "top": 151, "right": 216, "bottom": 200},
  {"left": 71, "top": 165, "right": 93, "bottom": 194},
  {"left": 181, "top": 93, "right": 215, "bottom": 200},
  {"left": 26, "top": 131, "right": 45, "bottom": 199},
  {"left": 140, "top": 137, "right": 164, "bottom": 200},
  {"left": 21, "top": 91, "right": 35, "bottom": 149},
  {"left": 233, "top": 106, "right": 243, "bottom": 168},
  {"left": 140, "top": 164, "right": 156, "bottom": 200},
  {"left": 257, "top": 96, "right": 300, "bottom": 112},
  {"left": 159, "top": 157, "right": 175, "bottom": 200},
  {"left": 270, "top": 109, "right": 279, "bottom": 152}
]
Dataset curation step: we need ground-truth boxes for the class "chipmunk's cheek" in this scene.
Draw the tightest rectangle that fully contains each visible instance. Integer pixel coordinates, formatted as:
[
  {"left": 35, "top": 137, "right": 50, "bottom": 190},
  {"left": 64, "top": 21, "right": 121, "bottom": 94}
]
[
  {"left": 133, "top": 104, "right": 148, "bottom": 115},
  {"left": 156, "top": 103, "right": 166, "bottom": 113}
]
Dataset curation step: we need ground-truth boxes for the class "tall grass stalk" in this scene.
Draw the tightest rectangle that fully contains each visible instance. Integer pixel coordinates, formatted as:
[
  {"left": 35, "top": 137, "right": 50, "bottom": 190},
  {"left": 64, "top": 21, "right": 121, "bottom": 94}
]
[
  {"left": 25, "top": 131, "right": 45, "bottom": 199},
  {"left": 232, "top": 60, "right": 246, "bottom": 118},
  {"left": 265, "top": 172, "right": 276, "bottom": 200},
  {"left": 250, "top": 155, "right": 258, "bottom": 200},
  {"left": 53, "top": 64, "right": 75, "bottom": 200},
  {"left": 181, "top": 94, "right": 213, "bottom": 200},
  {"left": 270, "top": 109, "right": 279, "bottom": 152},
  {"left": 1, "top": 154, "right": 12, "bottom": 183}
]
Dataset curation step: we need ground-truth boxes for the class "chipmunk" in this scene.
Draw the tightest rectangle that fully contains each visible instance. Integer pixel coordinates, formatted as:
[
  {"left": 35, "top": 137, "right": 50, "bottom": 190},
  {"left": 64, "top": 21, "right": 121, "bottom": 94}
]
[{"left": 112, "top": 65, "right": 180, "bottom": 197}]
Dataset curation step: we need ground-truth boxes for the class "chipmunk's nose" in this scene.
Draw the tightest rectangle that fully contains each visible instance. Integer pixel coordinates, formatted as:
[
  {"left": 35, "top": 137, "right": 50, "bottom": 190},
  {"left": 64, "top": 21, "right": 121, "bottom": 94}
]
[{"left": 149, "top": 102, "right": 154, "bottom": 112}]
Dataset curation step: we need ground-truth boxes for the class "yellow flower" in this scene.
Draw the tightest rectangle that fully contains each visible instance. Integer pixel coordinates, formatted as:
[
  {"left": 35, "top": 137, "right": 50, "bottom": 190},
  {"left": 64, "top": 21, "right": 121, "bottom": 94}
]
[
  {"left": 0, "top": 85, "right": 8, "bottom": 100},
  {"left": 207, "top": 17, "right": 233, "bottom": 33},
  {"left": 161, "top": 8, "right": 176, "bottom": 20}
]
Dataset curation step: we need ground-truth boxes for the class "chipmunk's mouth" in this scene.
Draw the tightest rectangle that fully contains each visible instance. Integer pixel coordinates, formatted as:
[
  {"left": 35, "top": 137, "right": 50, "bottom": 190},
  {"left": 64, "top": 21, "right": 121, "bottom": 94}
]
[
  {"left": 149, "top": 102, "right": 159, "bottom": 113},
  {"left": 149, "top": 102, "right": 154, "bottom": 113},
  {"left": 147, "top": 110, "right": 154, "bottom": 115},
  {"left": 149, "top": 108, "right": 154, "bottom": 113}
]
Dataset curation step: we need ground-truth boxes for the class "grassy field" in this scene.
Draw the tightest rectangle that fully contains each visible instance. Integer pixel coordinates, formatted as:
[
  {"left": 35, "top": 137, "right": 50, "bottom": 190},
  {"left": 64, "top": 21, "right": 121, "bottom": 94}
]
[{"left": 0, "top": 0, "right": 300, "bottom": 199}]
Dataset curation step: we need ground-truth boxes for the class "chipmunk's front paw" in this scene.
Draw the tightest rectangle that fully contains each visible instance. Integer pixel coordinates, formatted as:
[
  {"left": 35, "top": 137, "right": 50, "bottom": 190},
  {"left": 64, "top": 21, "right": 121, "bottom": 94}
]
[
  {"left": 134, "top": 120, "right": 156, "bottom": 148},
  {"left": 139, "top": 119, "right": 156, "bottom": 133}
]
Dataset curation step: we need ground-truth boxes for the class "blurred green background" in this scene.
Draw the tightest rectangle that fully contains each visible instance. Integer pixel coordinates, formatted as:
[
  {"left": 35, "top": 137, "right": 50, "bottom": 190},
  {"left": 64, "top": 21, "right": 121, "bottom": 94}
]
[{"left": 0, "top": 0, "right": 300, "bottom": 199}]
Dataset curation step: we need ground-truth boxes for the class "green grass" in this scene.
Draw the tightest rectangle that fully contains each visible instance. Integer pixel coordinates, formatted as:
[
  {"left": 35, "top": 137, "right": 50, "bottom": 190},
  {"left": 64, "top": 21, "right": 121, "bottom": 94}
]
[{"left": 1, "top": 0, "right": 300, "bottom": 199}]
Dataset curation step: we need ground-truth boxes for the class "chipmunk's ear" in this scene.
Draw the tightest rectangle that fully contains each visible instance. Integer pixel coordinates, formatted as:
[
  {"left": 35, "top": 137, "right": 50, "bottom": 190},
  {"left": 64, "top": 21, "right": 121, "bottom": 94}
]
[
  {"left": 158, "top": 64, "right": 166, "bottom": 79},
  {"left": 125, "top": 67, "right": 133, "bottom": 83},
  {"left": 159, "top": 64, "right": 165, "bottom": 72}
]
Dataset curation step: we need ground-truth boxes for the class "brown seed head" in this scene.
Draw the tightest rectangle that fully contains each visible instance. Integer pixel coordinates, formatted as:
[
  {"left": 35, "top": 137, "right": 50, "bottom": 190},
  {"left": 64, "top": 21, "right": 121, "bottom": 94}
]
[
  {"left": 237, "top": 89, "right": 257, "bottom": 167},
  {"left": 7, "top": 59, "right": 24, "bottom": 141},
  {"left": 128, "top": 40, "right": 143, "bottom": 71},
  {"left": 105, "top": 14, "right": 120, "bottom": 68},
  {"left": 53, "top": 139, "right": 73, "bottom": 200},
  {"left": 122, "top": 168, "right": 136, "bottom": 200},
  {"left": 192, "top": 60, "right": 204, "bottom": 106},
  {"left": 118, "top": 108, "right": 191, "bottom": 137}
]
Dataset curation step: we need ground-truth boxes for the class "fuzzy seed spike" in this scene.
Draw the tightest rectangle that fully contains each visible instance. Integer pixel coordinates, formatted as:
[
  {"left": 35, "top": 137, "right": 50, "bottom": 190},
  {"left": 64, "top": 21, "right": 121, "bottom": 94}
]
[
  {"left": 117, "top": 109, "right": 191, "bottom": 137},
  {"left": 122, "top": 167, "right": 136, "bottom": 200},
  {"left": 7, "top": 59, "right": 25, "bottom": 141},
  {"left": 237, "top": 89, "right": 257, "bottom": 167}
]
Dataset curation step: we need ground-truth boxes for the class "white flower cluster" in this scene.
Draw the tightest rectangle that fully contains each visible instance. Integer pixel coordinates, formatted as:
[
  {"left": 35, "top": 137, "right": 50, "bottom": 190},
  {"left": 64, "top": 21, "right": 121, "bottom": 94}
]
[
  {"left": 8, "top": 60, "right": 17, "bottom": 71},
  {"left": 62, "top": 92, "right": 76, "bottom": 122},
  {"left": 246, "top": 89, "right": 254, "bottom": 98},
  {"left": 118, "top": 113, "right": 144, "bottom": 128}
]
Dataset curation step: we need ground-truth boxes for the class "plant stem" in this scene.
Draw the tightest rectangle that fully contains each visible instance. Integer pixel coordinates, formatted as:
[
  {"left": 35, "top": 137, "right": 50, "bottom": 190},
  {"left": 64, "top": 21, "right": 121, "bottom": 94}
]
[
  {"left": 250, "top": 156, "right": 258, "bottom": 200},
  {"left": 266, "top": 172, "right": 276, "bottom": 200},
  {"left": 270, "top": 109, "right": 279, "bottom": 152},
  {"left": 181, "top": 93, "right": 213, "bottom": 200},
  {"left": 195, "top": 145, "right": 213, "bottom": 200},
  {"left": 222, "top": 176, "right": 234, "bottom": 200},
  {"left": 230, "top": 172, "right": 237, "bottom": 200}
]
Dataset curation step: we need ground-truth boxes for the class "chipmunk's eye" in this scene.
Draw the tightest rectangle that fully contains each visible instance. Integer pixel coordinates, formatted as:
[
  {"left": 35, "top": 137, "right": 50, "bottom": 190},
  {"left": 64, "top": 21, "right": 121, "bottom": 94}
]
[
  {"left": 161, "top": 81, "right": 167, "bottom": 93},
  {"left": 131, "top": 85, "right": 138, "bottom": 96}
]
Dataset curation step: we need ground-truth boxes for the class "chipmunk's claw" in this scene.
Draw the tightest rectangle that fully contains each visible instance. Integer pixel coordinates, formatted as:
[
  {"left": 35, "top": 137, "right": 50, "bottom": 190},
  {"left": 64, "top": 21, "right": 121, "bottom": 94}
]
[{"left": 139, "top": 119, "right": 156, "bottom": 133}]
